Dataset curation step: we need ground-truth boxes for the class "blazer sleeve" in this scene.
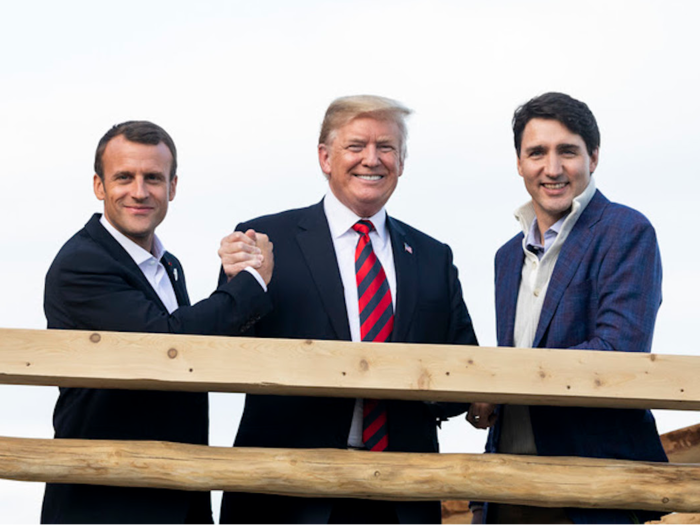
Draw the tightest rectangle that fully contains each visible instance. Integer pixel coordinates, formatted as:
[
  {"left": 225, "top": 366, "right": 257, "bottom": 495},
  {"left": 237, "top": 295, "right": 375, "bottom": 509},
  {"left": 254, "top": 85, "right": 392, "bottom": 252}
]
[
  {"left": 430, "top": 244, "right": 479, "bottom": 420},
  {"left": 447, "top": 245, "right": 479, "bottom": 347},
  {"left": 569, "top": 217, "right": 662, "bottom": 353},
  {"left": 45, "top": 242, "right": 272, "bottom": 336}
]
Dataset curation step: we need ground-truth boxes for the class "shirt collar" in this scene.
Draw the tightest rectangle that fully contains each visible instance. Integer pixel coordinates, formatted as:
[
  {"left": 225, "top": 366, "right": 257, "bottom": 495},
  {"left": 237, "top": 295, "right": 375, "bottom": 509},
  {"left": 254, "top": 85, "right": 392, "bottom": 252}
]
[
  {"left": 514, "top": 177, "right": 597, "bottom": 239},
  {"left": 525, "top": 214, "right": 565, "bottom": 253},
  {"left": 99, "top": 214, "right": 166, "bottom": 266},
  {"left": 323, "top": 189, "right": 388, "bottom": 241}
]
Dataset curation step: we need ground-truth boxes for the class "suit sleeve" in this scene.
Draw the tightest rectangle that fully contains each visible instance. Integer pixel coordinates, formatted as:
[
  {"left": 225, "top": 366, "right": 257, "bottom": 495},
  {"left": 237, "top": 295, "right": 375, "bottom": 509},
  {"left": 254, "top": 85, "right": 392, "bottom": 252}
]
[
  {"left": 431, "top": 245, "right": 479, "bottom": 419},
  {"left": 570, "top": 218, "right": 662, "bottom": 353},
  {"left": 45, "top": 245, "right": 272, "bottom": 336},
  {"left": 447, "top": 245, "right": 479, "bottom": 347}
]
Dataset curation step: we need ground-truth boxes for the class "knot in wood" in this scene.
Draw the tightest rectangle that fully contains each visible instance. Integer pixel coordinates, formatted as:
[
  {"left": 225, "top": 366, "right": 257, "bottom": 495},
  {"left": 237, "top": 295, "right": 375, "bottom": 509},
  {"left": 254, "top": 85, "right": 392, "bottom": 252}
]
[
  {"left": 359, "top": 359, "right": 369, "bottom": 371},
  {"left": 89, "top": 333, "right": 101, "bottom": 343},
  {"left": 418, "top": 371, "right": 432, "bottom": 390},
  {"left": 374, "top": 470, "right": 381, "bottom": 478},
  {"left": 662, "top": 497, "right": 670, "bottom": 504},
  {"left": 167, "top": 348, "right": 178, "bottom": 359}
]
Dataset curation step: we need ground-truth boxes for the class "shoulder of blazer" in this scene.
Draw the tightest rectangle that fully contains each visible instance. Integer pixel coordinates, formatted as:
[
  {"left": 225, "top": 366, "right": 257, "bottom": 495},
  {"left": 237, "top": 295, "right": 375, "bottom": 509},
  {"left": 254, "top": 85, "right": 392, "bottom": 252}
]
[
  {"left": 237, "top": 200, "right": 326, "bottom": 232},
  {"left": 50, "top": 214, "right": 164, "bottom": 302},
  {"left": 386, "top": 215, "right": 452, "bottom": 254}
]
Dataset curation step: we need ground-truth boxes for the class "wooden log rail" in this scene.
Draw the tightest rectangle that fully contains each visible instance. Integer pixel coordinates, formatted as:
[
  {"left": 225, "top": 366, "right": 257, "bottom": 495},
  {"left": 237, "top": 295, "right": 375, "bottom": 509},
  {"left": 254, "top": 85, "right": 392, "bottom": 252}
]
[
  {"left": 0, "top": 328, "right": 699, "bottom": 409},
  {"left": 0, "top": 327, "right": 699, "bottom": 514},
  {"left": 0, "top": 437, "right": 698, "bottom": 513},
  {"left": 661, "top": 423, "right": 700, "bottom": 464}
]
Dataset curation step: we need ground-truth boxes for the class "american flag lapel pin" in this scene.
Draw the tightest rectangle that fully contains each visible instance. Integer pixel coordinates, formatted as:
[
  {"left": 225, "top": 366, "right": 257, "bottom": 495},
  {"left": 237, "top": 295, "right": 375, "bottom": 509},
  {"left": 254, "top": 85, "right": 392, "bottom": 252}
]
[{"left": 404, "top": 242, "right": 413, "bottom": 255}]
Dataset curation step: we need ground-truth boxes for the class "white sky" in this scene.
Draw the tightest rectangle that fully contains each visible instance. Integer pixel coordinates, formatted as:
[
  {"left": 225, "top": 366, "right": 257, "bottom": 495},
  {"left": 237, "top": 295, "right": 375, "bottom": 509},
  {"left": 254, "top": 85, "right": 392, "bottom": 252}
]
[{"left": 1, "top": 1, "right": 699, "bottom": 522}]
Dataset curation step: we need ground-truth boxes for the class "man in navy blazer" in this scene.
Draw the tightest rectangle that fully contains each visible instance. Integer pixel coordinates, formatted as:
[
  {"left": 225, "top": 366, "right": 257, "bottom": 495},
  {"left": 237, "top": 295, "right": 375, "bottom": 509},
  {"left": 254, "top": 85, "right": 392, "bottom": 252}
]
[
  {"left": 219, "top": 95, "right": 478, "bottom": 524},
  {"left": 41, "top": 121, "right": 274, "bottom": 524},
  {"left": 468, "top": 93, "right": 667, "bottom": 524}
]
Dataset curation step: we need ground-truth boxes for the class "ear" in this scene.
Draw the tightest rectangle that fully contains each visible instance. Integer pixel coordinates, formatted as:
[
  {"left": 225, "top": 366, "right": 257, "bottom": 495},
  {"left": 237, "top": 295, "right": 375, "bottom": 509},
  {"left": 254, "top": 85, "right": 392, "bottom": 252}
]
[
  {"left": 589, "top": 148, "right": 600, "bottom": 175},
  {"left": 93, "top": 174, "right": 105, "bottom": 201},
  {"left": 516, "top": 153, "right": 524, "bottom": 178},
  {"left": 169, "top": 174, "right": 178, "bottom": 202},
  {"left": 318, "top": 143, "right": 332, "bottom": 178}
]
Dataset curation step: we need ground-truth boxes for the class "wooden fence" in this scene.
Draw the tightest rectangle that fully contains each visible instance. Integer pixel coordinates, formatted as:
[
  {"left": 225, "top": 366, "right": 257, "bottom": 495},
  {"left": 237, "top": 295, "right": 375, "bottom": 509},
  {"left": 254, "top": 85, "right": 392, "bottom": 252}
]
[{"left": 0, "top": 327, "right": 698, "bottom": 514}]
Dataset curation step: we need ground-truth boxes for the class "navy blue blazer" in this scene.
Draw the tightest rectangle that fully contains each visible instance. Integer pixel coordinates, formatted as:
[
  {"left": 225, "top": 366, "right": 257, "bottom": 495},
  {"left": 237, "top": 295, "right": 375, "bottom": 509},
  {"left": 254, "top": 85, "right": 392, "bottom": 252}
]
[
  {"left": 485, "top": 190, "right": 668, "bottom": 524},
  {"left": 41, "top": 214, "right": 272, "bottom": 524},
  {"left": 220, "top": 200, "right": 478, "bottom": 524}
]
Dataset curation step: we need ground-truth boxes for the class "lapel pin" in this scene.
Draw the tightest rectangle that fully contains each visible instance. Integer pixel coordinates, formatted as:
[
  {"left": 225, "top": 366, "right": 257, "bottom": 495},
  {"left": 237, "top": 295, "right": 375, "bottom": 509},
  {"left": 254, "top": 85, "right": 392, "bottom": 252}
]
[{"left": 404, "top": 242, "right": 413, "bottom": 255}]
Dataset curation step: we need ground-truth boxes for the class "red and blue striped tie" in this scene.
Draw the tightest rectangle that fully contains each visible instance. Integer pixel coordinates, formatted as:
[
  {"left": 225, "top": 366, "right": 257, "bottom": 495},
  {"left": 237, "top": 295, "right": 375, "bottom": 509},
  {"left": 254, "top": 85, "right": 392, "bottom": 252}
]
[{"left": 353, "top": 220, "right": 392, "bottom": 452}]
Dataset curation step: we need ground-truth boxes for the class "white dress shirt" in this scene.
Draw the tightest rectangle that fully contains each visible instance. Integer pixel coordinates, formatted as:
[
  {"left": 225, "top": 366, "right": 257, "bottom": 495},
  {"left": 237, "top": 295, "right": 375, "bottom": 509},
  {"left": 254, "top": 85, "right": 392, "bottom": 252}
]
[
  {"left": 323, "top": 190, "right": 396, "bottom": 447},
  {"left": 100, "top": 215, "right": 179, "bottom": 314}
]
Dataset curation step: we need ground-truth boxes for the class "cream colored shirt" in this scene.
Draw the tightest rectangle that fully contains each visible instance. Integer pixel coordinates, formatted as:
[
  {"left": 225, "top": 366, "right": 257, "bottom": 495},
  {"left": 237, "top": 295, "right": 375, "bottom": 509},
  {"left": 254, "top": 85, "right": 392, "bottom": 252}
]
[{"left": 499, "top": 178, "right": 597, "bottom": 455}]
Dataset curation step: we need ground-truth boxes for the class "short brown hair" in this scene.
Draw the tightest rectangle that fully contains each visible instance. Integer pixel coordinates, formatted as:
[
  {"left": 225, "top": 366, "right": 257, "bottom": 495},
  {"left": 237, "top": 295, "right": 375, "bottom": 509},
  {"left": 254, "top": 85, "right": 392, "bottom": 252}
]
[{"left": 94, "top": 121, "right": 177, "bottom": 180}]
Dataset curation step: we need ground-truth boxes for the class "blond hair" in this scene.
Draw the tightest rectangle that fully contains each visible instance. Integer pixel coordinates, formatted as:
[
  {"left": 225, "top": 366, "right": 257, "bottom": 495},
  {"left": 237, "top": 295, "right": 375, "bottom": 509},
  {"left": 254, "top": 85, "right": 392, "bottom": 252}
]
[{"left": 318, "top": 95, "right": 412, "bottom": 161}]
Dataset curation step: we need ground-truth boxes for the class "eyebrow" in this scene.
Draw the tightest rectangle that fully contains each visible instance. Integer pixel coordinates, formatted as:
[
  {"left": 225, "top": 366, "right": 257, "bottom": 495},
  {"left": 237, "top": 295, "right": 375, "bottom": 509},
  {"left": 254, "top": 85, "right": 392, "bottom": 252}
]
[
  {"left": 111, "top": 170, "right": 134, "bottom": 178},
  {"left": 557, "top": 143, "right": 582, "bottom": 151},
  {"left": 524, "top": 143, "right": 582, "bottom": 154},
  {"left": 524, "top": 145, "right": 546, "bottom": 155}
]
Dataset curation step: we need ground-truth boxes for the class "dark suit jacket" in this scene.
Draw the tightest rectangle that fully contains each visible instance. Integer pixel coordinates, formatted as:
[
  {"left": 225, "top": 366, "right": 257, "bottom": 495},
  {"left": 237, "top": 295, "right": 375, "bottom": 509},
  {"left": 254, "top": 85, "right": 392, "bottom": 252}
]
[
  {"left": 485, "top": 190, "right": 668, "bottom": 524},
  {"left": 41, "top": 214, "right": 272, "bottom": 524},
  {"left": 219, "top": 200, "right": 478, "bottom": 524}
]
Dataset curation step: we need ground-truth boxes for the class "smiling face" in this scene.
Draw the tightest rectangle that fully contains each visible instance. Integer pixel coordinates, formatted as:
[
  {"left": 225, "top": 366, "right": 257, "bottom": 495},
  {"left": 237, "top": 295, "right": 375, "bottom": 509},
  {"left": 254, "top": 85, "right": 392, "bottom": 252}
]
[
  {"left": 93, "top": 134, "right": 177, "bottom": 252},
  {"left": 318, "top": 117, "right": 403, "bottom": 218},
  {"left": 517, "top": 118, "right": 599, "bottom": 233}
]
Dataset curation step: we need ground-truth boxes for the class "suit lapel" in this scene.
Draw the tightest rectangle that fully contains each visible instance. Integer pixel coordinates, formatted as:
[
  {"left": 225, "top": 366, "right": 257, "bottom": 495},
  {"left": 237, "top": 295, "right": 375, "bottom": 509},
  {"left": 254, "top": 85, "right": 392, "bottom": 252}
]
[
  {"left": 162, "top": 252, "right": 191, "bottom": 307},
  {"left": 84, "top": 214, "right": 170, "bottom": 313},
  {"left": 387, "top": 217, "right": 417, "bottom": 343},
  {"left": 533, "top": 190, "right": 608, "bottom": 347},
  {"left": 296, "top": 201, "right": 351, "bottom": 341},
  {"left": 496, "top": 238, "right": 524, "bottom": 347}
]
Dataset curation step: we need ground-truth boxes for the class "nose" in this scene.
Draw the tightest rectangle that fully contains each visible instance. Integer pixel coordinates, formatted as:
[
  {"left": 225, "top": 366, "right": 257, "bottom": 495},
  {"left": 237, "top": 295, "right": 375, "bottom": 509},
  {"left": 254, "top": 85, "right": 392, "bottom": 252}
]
[
  {"left": 544, "top": 153, "right": 563, "bottom": 177},
  {"left": 132, "top": 176, "right": 149, "bottom": 200},
  {"left": 362, "top": 145, "right": 380, "bottom": 167}
]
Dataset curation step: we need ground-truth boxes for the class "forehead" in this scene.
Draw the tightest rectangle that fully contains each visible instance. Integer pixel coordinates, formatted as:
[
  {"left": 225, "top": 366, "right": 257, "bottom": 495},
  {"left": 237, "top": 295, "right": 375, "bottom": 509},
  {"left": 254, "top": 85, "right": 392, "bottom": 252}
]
[
  {"left": 102, "top": 135, "right": 173, "bottom": 172},
  {"left": 335, "top": 117, "right": 401, "bottom": 143},
  {"left": 521, "top": 118, "right": 586, "bottom": 148}
]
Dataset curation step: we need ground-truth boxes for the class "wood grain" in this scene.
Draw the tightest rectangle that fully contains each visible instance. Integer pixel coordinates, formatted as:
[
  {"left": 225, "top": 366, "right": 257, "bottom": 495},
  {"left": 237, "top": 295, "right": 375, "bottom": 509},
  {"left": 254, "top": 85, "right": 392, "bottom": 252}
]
[
  {"left": 0, "top": 437, "right": 697, "bottom": 513},
  {"left": 0, "top": 328, "right": 698, "bottom": 409}
]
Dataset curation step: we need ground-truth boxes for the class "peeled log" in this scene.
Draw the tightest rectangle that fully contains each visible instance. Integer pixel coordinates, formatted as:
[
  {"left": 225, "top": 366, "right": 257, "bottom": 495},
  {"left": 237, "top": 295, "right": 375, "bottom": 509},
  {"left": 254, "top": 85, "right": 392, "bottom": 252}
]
[
  {"left": 0, "top": 437, "right": 698, "bottom": 513},
  {"left": 661, "top": 423, "right": 700, "bottom": 464}
]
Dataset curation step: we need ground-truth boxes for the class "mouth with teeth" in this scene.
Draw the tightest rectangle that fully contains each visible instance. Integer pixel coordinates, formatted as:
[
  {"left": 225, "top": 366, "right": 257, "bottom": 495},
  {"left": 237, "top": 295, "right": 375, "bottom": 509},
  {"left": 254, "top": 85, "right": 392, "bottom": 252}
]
[
  {"left": 354, "top": 174, "right": 384, "bottom": 181},
  {"left": 542, "top": 182, "right": 567, "bottom": 190}
]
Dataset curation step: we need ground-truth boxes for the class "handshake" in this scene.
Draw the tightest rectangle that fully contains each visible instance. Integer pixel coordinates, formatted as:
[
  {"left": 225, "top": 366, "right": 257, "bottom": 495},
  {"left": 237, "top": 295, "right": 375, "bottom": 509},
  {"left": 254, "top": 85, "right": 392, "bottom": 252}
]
[{"left": 218, "top": 229, "right": 274, "bottom": 286}]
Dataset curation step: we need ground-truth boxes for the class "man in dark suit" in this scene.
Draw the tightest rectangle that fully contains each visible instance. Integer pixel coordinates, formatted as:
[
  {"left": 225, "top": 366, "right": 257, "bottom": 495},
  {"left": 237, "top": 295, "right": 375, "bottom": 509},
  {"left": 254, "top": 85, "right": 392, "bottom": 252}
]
[
  {"left": 219, "top": 95, "right": 478, "bottom": 524},
  {"left": 467, "top": 93, "right": 668, "bottom": 524},
  {"left": 41, "top": 121, "right": 274, "bottom": 524}
]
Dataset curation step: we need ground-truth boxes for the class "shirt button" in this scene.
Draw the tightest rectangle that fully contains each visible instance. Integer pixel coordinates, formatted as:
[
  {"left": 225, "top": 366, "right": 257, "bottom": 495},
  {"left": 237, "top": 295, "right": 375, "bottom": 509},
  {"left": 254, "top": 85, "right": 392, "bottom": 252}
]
[{"left": 534, "top": 289, "right": 540, "bottom": 297}]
